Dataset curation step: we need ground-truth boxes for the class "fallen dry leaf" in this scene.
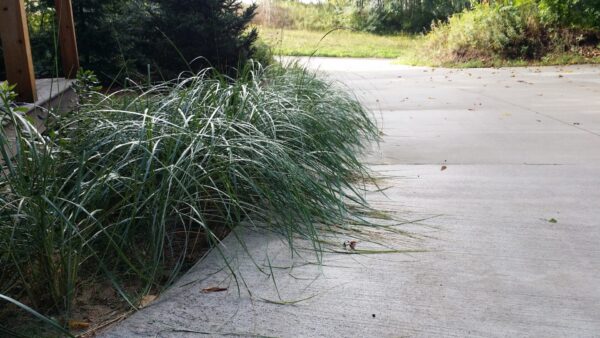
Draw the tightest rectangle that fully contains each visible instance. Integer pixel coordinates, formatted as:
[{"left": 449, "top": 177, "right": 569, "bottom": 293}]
[
  {"left": 343, "top": 240, "right": 358, "bottom": 250},
  {"left": 140, "top": 294, "right": 157, "bottom": 308},
  {"left": 349, "top": 240, "right": 358, "bottom": 250},
  {"left": 202, "top": 287, "right": 228, "bottom": 293},
  {"left": 68, "top": 320, "right": 90, "bottom": 330}
]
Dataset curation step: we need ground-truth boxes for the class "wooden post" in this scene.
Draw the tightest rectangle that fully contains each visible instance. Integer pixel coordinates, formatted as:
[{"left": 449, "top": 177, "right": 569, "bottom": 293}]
[
  {"left": 0, "top": 0, "right": 37, "bottom": 102},
  {"left": 55, "top": 0, "right": 79, "bottom": 79}
]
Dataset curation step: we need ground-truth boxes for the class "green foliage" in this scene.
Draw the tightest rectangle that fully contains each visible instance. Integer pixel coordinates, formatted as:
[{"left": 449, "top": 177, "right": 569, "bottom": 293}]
[
  {"left": 71, "top": 0, "right": 133, "bottom": 80},
  {"left": 72, "top": 69, "right": 102, "bottom": 104},
  {"left": 427, "top": 3, "right": 546, "bottom": 61},
  {"left": 252, "top": 39, "right": 275, "bottom": 65},
  {"left": 24, "top": 0, "right": 58, "bottom": 78},
  {"left": 538, "top": 0, "right": 600, "bottom": 28},
  {"left": 254, "top": 0, "right": 600, "bottom": 36},
  {"left": 143, "top": 0, "right": 259, "bottom": 79},
  {"left": 253, "top": 0, "right": 472, "bottom": 33},
  {"left": 424, "top": 1, "right": 600, "bottom": 64},
  {"left": 0, "top": 0, "right": 260, "bottom": 83},
  {"left": 0, "top": 63, "right": 379, "bottom": 333},
  {"left": 351, "top": 0, "right": 472, "bottom": 34}
]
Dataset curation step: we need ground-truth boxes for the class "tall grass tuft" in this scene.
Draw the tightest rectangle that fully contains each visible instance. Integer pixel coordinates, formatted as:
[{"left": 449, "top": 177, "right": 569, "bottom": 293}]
[{"left": 0, "top": 63, "right": 378, "bottom": 332}]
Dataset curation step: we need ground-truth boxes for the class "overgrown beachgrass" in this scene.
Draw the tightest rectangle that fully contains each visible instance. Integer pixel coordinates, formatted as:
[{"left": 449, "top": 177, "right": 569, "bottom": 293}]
[{"left": 0, "top": 63, "right": 379, "bottom": 334}]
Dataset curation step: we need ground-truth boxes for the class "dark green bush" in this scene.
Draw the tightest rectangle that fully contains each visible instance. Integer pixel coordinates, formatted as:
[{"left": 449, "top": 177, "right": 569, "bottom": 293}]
[
  {"left": 71, "top": 0, "right": 135, "bottom": 81},
  {"left": 0, "top": 0, "right": 259, "bottom": 83},
  {"left": 143, "top": 0, "right": 258, "bottom": 79}
]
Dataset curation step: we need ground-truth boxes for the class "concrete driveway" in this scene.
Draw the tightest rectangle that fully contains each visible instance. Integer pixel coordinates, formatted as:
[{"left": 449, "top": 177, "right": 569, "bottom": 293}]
[{"left": 104, "top": 59, "right": 600, "bottom": 337}]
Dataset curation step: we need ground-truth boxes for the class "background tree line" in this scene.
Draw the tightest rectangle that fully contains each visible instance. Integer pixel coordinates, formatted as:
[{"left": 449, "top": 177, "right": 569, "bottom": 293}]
[
  {"left": 2, "top": 0, "right": 599, "bottom": 83},
  {"left": 256, "top": 0, "right": 600, "bottom": 33}
]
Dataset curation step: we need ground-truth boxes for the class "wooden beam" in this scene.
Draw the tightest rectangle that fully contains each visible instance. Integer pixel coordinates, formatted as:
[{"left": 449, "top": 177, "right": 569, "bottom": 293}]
[
  {"left": 0, "top": 0, "right": 37, "bottom": 102},
  {"left": 55, "top": 0, "right": 79, "bottom": 79}
]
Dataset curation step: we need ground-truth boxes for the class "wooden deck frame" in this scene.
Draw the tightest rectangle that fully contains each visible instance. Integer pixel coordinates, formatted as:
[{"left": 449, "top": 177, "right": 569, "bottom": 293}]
[
  {"left": 0, "top": 0, "right": 37, "bottom": 102},
  {"left": 0, "top": 0, "right": 79, "bottom": 102},
  {"left": 55, "top": 0, "right": 79, "bottom": 79}
]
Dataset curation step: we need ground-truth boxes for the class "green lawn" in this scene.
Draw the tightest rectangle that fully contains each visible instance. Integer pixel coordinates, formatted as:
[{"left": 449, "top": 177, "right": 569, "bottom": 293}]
[
  {"left": 257, "top": 27, "right": 423, "bottom": 60},
  {"left": 257, "top": 27, "right": 600, "bottom": 67}
]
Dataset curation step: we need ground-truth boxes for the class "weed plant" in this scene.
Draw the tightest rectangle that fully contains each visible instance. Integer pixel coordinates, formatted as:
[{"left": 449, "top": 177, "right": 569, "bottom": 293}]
[
  {"left": 0, "top": 63, "right": 378, "bottom": 333},
  {"left": 425, "top": 2, "right": 600, "bottom": 65}
]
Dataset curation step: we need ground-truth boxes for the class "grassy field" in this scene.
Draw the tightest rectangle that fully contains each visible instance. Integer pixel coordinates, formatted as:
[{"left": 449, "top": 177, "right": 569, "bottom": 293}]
[
  {"left": 257, "top": 27, "right": 423, "bottom": 60},
  {"left": 257, "top": 27, "right": 600, "bottom": 67}
]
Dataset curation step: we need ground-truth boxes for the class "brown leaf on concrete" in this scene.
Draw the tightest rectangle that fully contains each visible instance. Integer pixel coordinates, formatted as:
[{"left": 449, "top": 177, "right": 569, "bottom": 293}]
[
  {"left": 202, "top": 287, "right": 228, "bottom": 293},
  {"left": 343, "top": 240, "right": 358, "bottom": 250},
  {"left": 140, "top": 295, "right": 157, "bottom": 308},
  {"left": 68, "top": 320, "right": 90, "bottom": 330},
  {"left": 349, "top": 240, "right": 358, "bottom": 250}
]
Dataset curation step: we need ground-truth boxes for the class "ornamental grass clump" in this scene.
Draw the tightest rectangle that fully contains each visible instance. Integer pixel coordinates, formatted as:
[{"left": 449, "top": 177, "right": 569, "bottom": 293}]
[{"left": 0, "top": 63, "right": 378, "bottom": 332}]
